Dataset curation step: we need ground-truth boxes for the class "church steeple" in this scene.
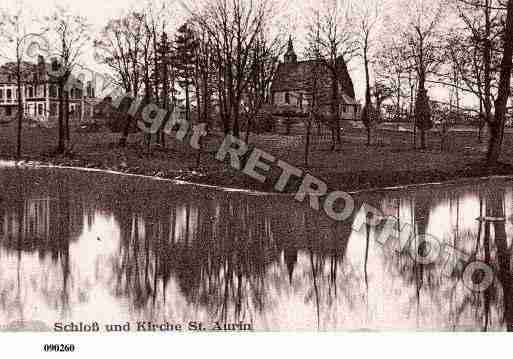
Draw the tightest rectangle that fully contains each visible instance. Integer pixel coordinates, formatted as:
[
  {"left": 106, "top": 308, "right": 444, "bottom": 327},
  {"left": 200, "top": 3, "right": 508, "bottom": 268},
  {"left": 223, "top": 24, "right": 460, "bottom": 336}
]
[{"left": 284, "top": 35, "right": 297, "bottom": 64}]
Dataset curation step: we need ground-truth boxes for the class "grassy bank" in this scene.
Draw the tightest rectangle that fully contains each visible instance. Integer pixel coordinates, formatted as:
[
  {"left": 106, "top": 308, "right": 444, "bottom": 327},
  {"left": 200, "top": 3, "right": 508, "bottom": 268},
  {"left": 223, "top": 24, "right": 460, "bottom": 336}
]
[{"left": 1, "top": 121, "right": 513, "bottom": 193}]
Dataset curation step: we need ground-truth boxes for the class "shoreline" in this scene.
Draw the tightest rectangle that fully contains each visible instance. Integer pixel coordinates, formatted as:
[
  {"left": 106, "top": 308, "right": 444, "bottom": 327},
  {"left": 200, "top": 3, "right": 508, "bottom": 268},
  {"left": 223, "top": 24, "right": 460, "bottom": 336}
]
[{"left": 2, "top": 154, "right": 513, "bottom": 196}]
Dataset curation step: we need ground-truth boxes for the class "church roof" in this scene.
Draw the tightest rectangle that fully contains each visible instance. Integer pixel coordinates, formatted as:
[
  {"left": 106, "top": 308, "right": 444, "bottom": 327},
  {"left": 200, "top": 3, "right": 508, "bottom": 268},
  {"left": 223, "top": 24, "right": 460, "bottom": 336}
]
[{"left": 271, "top": 59, "right": 356, "bottom": 100}]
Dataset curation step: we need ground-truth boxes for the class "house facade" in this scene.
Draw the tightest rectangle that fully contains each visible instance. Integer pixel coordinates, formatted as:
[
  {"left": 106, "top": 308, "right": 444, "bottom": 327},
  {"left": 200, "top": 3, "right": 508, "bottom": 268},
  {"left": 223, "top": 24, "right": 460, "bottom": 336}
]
[
  {"left": 270, "top": 38, "right": 361, "bottom": 120},
  {"left": 0, "top": 56, "right": 96, "bottom": 124}
]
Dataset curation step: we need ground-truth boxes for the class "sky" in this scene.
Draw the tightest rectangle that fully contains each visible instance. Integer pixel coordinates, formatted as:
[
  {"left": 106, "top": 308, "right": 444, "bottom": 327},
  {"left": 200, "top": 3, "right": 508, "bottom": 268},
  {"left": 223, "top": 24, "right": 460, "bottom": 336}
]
[{"left": 0, "top": 0, "right": 477, "bottom": 108}]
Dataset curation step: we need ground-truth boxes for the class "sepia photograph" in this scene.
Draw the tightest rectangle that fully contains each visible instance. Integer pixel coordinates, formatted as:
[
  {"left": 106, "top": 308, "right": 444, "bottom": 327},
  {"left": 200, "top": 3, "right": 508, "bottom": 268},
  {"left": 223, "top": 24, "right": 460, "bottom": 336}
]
[{"left": 1, "top": 0, "right": 513, "bottom": 348}]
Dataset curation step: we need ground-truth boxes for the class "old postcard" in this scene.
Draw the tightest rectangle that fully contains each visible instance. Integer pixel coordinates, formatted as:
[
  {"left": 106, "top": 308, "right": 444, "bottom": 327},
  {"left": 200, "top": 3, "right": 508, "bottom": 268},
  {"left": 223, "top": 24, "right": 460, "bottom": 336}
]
[{"left": 1, "top": 0, "right": 513, "bottom": 348}]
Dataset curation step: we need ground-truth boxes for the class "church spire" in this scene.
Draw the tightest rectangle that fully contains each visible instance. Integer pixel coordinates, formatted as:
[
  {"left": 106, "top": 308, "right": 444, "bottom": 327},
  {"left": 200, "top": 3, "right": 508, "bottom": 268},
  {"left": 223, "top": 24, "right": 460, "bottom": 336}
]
[{"left": 284, "top": 35, "right": 297, "bottom": 64}]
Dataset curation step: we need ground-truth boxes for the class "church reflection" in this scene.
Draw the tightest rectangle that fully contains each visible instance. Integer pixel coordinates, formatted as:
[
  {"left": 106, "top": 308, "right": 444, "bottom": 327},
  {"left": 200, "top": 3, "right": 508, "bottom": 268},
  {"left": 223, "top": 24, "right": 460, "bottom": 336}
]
[{"left": 1, "top": 168, "right": 513, "bottom": 330}]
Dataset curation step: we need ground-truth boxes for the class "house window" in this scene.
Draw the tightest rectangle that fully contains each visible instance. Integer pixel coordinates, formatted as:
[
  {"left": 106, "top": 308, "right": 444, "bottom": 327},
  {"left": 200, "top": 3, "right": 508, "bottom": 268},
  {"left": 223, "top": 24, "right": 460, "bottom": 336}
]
[
  {"left": 0, "top": 89, "right": 3, "bottom": 99},
  {"left": 38, "top": 104, "right": 43, "bottom": 115},
  {"left": 6, "top": 107, "right": 12, "bottom": 116},
  {"left": 6, "top": 89, "right": 12, "bottom": 99},
  {"left": 285, "top": 92, "right": 290, "bottom": 104},
  {"left": 28, "top": 87, "right": 33, "bottom": 98},
  {"left": 50, "top": 103, "right": 57, "bottom": 116},
  {"left": 50, "top": 85, "right": 57, "bottom": 98}
]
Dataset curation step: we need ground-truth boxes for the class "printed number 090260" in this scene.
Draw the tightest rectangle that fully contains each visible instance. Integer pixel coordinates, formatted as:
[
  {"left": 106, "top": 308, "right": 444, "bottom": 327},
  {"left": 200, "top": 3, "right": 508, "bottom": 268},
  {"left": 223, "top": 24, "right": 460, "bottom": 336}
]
[{"left": 43, "top": 344, "right": 76, "bottom": 352}]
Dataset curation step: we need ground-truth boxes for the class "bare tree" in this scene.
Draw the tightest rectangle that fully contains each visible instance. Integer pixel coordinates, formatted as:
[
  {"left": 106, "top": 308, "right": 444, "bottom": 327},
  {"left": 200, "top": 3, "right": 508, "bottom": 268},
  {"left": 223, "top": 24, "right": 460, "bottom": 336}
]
[
  {"left": 446, "top": 0, "right": 504, "bottom": 142},
  {"left": 393, "top": 0, "right": 446, "bottom": 149},
  {"left": 0, "top": 2, "right": 46, "bottom": 158},
  {"left": 303, "top": 56, "right": 323, "bottom": 167},
  {"left": 356, "top": 0, "right": 382, "bottom": 146},
  {"left": 95, "top": 11, "right": 146, "bottom": 146},
  {"left": 305, "top": 0, "right": 358, "bottom": 151},
  {"left": 488, "top": 0, "right": 513, "bottom": 164},
  {"left": 190, "top": 24, "right": 215, "bottom": 129},
  {"left": 446, "top": 0, "right": 513, "bottom": 163},
  {"left": 375, "top": 40, "right": 408, "bottom": 123},
  {"left": 192, "top": 0, "right": 276, "bottom": 137},
  {"left": 45, "top": 6, "right": 90, "bottom": 153},
  {"left": 242, "top": 30, "right": 283, "bottom": 143}
]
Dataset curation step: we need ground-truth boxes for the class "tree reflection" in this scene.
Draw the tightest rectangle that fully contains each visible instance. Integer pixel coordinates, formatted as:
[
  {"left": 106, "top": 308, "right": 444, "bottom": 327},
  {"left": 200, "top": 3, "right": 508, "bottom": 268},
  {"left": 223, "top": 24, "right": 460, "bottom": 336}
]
[
  {"left": 485, "top": 188, "right": 513, "bottom": 331},
  {"left": 0, "top": 172, "right": 81, "bottom": 323},
  {"left": 3, "top": 169, "right": 513, "bottom": 330},
  {"left": 376, "top": 187, "right": 513, "bottom": 331}
]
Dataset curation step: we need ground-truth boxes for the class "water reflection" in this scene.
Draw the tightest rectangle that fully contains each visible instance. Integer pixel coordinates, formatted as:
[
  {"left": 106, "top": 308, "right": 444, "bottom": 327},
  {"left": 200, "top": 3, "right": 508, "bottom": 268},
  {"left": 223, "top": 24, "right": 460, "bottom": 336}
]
[{"left": 1, "top": 168, "right": 513, "bottom": 331}]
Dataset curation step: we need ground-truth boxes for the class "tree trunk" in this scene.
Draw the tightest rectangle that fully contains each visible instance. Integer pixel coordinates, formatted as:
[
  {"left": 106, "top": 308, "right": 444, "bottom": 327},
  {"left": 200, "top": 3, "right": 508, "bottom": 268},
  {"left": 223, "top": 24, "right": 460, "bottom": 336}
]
[
  {"left": 363, "top": 40, "right": 372, "bottom": 147},
  {"left": 409, "top": 73, "right": 416, "bottom": 148},
  {"left": 196, "top": 135, "right": 202, "bottom": 170},
  {"left": 415, "top": 72, "right": 430, "bottom": 150},
  {"left": 119, "top": 97, "right": 133, "bottom": 148},
  {"left": 396, "top": 73, "right": 401, "bottom": 120},
  {"left": 16, "top": 59, "right": 23, "bottom": 159},
  {"left": 487, "top": 123, "right": 504, "bottom": 164},
  {"left": 119, "top": 114, "right": 130, "bottom": 147},
  {"left": 330, "top": 67, "right": 341, "bottom": 151},
  {"left": 57, "top": 82, "right": 65, "bottom": 153},
  {"left": 201, "top": 79, "right": 207, "bottom": 125},
  {"left": 185, "top": 84, "right": 190, "bottom": 124},
  {"left": 478, "top": 100, "right": 484, "bottom": 143},
  {"left": 64, "top": 90, "right": 70, "bottom": 144},
  {"left": 195, "top": 83, "right": 201, "bottom": 124},
  {"left": 232, "top": 103, "right": 240, "bottom": 138},
  {"left": 487, "top": 0, "right": 513, "bottom": 165},
  {"left": 245, "top": 114, "right": 252, "bottom": 143},
  {"left": 305, "top": 120, "right": 311, "bottom": 167}
]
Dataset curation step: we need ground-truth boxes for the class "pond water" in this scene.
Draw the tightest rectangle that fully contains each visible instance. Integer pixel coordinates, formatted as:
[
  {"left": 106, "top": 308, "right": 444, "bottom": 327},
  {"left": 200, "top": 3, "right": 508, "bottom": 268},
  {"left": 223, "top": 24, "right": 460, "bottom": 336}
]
[{"left": 1, "top": 165, "right": 513, "bottom": 331}]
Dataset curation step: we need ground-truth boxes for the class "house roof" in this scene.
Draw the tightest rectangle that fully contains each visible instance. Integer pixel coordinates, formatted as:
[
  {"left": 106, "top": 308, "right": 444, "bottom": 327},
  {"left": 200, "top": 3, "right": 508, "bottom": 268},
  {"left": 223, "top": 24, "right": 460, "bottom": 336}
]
[
  {"left": 0, "top": 59, "right": 86, "bottom": 90},
  {"left": 0, "top": 61, "right": 37, "bottom": 84},
  {"left": 271, "top": 58, "right": 356, "bottom": 100}
]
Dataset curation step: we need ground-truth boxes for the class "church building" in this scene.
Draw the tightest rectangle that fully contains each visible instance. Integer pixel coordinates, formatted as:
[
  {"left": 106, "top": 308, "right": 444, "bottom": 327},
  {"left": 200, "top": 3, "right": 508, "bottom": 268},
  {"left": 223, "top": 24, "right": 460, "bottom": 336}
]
[{"left": 270, "top": 37, "right": 361, "bottom": 120}]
